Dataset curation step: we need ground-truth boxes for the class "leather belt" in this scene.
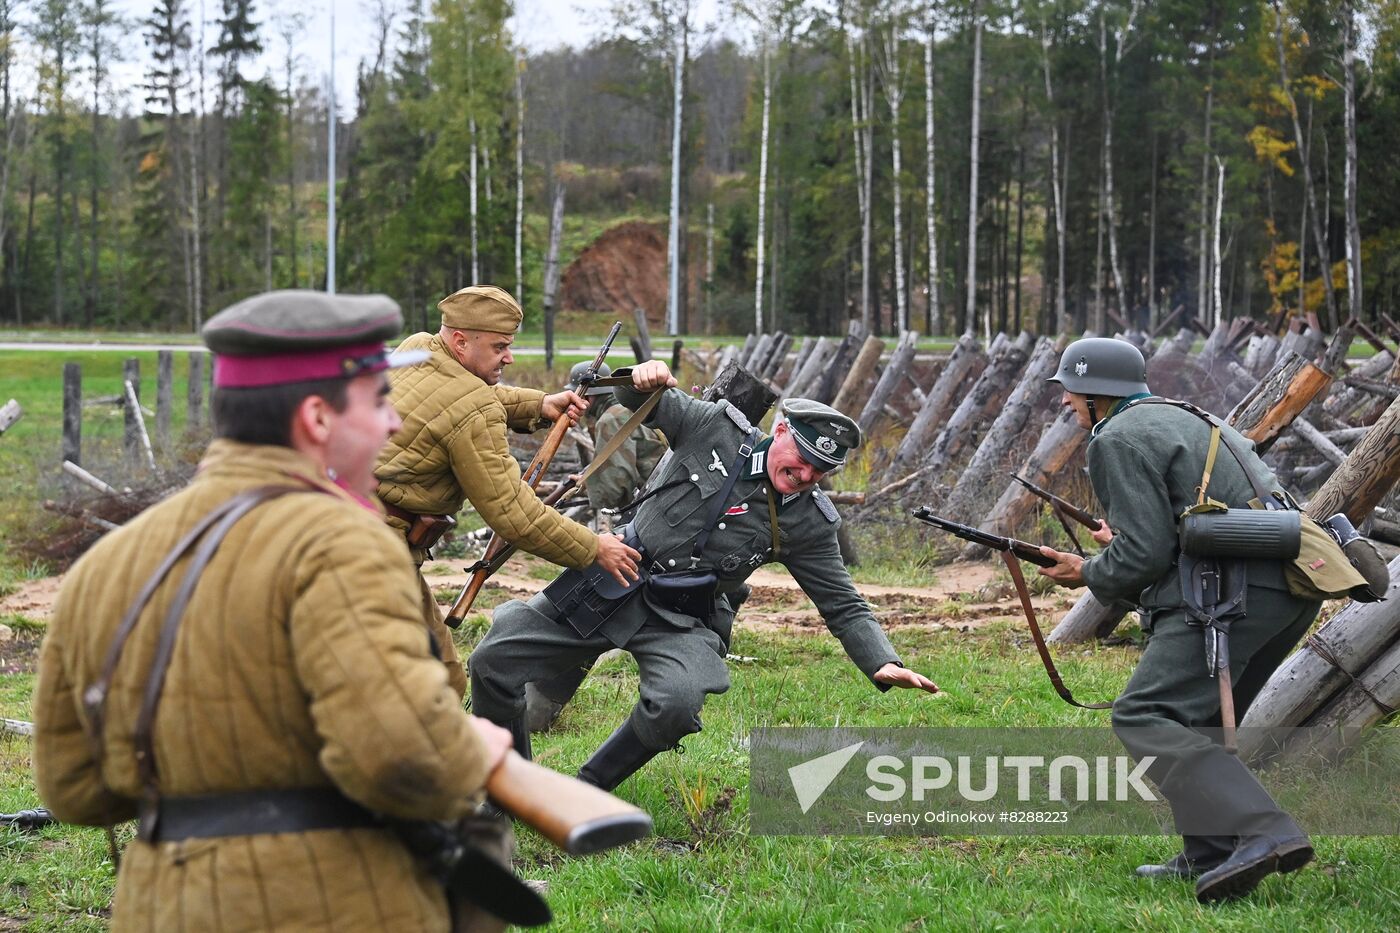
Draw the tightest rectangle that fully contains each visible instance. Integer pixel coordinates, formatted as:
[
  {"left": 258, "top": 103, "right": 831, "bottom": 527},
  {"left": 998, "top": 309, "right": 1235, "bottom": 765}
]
[
  {"left": 383, "top": 502, "right": 420, "bottom": 525},
  {"left": 140, "top": 788, "right": 378, "bottom": 843}
]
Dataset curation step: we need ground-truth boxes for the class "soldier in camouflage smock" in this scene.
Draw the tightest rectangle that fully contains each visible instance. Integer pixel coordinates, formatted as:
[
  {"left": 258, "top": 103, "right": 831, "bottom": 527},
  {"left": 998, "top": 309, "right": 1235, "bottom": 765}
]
[{"left": 471, "top": 361, "right": 939, "bottom": 791}]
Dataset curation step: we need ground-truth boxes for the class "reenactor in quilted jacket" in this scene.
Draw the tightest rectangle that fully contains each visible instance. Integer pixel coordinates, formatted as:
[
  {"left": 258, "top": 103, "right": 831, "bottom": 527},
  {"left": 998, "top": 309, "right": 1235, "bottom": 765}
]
[
  {"left": 34, "top": 291, "right": 514, "bottom": 931},
  {"left": 375, "top": 286, "right": 641, "bottom": 699}
]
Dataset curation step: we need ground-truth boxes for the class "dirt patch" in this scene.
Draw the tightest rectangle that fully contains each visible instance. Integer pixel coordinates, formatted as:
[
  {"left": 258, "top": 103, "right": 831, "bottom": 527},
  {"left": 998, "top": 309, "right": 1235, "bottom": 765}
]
[
  {"left": 0, "top": 577, "right": 62, "bottom": 621},
  {"left": 0, "top": 630, "right": 44, "bottom": 674},
  {"left": 419, "top": 556, "right": 1069, "bottom": 635},
  {"left": 559, "top": 221, "right": 668, "bottom": 328}
]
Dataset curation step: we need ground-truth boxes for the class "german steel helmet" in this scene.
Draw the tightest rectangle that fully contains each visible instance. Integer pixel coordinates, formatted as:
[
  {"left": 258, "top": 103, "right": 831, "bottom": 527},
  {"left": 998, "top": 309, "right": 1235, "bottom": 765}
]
[
  {"left": 567, "top": 360, "right": 614, "bottom": 397},
  {"left": 1047, "top": 337, "right": 1149, "bottom": 397}
]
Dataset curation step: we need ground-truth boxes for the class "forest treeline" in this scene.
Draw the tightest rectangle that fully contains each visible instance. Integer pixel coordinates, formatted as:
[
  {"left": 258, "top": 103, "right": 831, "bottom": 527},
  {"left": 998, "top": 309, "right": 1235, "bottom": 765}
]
[{"left": 1, "top": 0, "right": 1399, "bottom": 338}]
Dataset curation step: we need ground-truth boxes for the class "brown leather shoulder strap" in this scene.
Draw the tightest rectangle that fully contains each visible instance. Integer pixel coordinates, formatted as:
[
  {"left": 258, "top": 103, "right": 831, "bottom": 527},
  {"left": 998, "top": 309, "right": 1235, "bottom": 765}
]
[{"left": 79, "top": 484, "right": 317, "bottom": 837}]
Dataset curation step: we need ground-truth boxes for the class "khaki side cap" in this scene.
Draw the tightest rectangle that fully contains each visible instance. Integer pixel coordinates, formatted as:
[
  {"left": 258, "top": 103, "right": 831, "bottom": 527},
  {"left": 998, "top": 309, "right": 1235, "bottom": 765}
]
[{"left": 439, "top": 285, "right": 523, "bottom": 334}]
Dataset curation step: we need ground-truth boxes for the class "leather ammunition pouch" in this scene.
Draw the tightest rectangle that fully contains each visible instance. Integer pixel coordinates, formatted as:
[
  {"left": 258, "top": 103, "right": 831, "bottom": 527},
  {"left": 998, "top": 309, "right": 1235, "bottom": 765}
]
[
  {"left": 646, "top": 569, "right": 719, "bottom": 619},
  {"left": 543, "top": 527, "right": 648, "bottom": 638}
]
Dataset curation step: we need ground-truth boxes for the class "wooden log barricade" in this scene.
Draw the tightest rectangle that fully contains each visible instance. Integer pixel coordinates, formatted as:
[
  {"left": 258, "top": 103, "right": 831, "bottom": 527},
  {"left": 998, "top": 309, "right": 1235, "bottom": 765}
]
[
  {"left": 965, "top": 406, "right": 1086, "bottom": 560},
  {"left": 1225, "top": 350, "right": 1333, "bottom": 454},
  {"left": 943, "top": 335, "right": 1065, "bottom": 523},
  {"left": 1239, "top": 556, "right": 1400, "bottom": 762},
  {"left": 810, "top": 322, "right": 866, "bottom": 405},
  {"left": 883, "top": 333, "right": 987, "bottom": 486},
  {"left": 781, "top": 337, "right": 834, "bottom": 405},
  {"left": 856, "top": 330, "right": 918, "bottom": 435},
  {"left": 781, "top": 337, "right": 815, "bottom": 389},
  {"left": 914, "top": 332, "right": 1033, "bottom": 487},
  {"left": 831, "top": 335, "right": 886, "bottom": 417},
  {"left": 746, "top": 332, "right": 775, "bottom": 376}
]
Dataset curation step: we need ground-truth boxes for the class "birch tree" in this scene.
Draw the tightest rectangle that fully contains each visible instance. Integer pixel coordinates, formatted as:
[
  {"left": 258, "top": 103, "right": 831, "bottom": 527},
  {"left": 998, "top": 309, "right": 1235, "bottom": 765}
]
[
  {"left": 82, "top": 0, "right": 120, "bottom": 325},
  {"left": 1097, "top": 0, "right": 1141, "bottom": 329},
  {"left": 1269, "top": 0, "right": 1336, "bottom": 328},
  {"left": 1040, "top": 11, "right": 1066, "bottom": 332},
  {"left": 845, "top": 2, "right": 875, "bottom": 332},
  {"left": 514, "top": 51, "right": 524, "bottom": 303},
  {"left": 964, "top": 0, "right": 982, "bottom": 336},
  {"left": 1342, "top": 0, "right": 1361, "bottom": 323},
  {"left": 876, "top": 13, "right": 910, "bottom": 333},
  {"left": 32, "top": 0, "right": 81, "bottom": 323},
  {"left": 666, "top": 0, "right": 691, "bottom": 334},
  {"left": 924, "top": 2, "right": 940, "bottom": 334}
]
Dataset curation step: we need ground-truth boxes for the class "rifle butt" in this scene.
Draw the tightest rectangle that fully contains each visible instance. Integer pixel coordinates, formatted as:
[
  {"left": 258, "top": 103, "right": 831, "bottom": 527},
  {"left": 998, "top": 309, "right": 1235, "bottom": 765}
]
[
  {"left": 487, "top": 753, "right": 653, "bottom": 855},
  {"left": 445, "top": 574, "right": 487, "bottom": 629}
]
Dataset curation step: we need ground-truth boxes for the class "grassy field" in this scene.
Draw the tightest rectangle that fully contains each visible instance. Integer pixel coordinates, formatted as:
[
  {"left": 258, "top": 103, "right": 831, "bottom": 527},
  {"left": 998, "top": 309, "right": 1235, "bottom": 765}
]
[
  {"left": 3, "top": 617, "right": 1399, "bottom": 930},
  {"left": 3, "top": 339, "right": 1398, "bottom": 930}
]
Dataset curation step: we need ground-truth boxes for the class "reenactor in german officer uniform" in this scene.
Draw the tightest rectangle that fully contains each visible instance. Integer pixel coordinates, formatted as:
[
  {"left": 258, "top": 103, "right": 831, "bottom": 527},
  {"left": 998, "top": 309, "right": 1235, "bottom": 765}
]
[
  {"left": 471, "top": 360, "right": 939, "bottom": 791},
  {"left": 1037, "top": 337, "right": 1324, "bottom": 904},
  {"left": 374, "top": 285, "right": 641, "bottom": 697},
  {"left": 523, "top": 361, "right": 671, "bottom": 733},
  {"left": 34, "top": 291, "right": 514, "bottom": 931}
]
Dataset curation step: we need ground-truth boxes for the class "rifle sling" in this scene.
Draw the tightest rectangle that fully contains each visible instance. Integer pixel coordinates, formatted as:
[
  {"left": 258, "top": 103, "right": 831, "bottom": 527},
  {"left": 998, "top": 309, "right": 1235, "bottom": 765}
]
[
  {"left": 462, "top": 389, "right": 666, "bottom": 583},
  {"left": 999, "top": 550, "right": 1113, "bottom": 711}
]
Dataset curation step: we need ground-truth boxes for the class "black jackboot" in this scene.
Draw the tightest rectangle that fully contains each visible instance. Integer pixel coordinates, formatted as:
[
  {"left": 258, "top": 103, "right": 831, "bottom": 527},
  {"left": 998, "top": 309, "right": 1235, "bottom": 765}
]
[
  {"left": 577, "top": 721, "right": 658, "bottom": 792},
  {"left": 1135, "top": 835, "right": 1234, "bottom": 879},
  {"left": 506, "top": 716, "right": 532, "bottom": 763}
]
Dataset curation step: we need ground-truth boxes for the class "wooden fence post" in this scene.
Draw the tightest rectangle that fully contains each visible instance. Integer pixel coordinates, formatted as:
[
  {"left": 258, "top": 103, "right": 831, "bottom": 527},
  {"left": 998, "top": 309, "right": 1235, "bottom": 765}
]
[
  {"left": 63, "top": 363, "right": 82, "bottom": 466},
  {"left": 123, "top": 358, "right": 141, "bottom": 464},
  {"left": 156, "top": 350, "right": 173, "bottom": 448},
  {"left": 188, "top": 353, "right": 205, "bottom": 431}
]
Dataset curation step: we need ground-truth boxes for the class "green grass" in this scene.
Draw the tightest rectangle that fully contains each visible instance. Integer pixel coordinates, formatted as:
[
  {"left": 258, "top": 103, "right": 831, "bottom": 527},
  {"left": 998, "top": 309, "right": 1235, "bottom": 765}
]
[
  {"left": 5, "top": 602, "right": 1399, "bottom": 927},
  {"left": 0, "top": 350, "right": 208, "bottom": 577}
]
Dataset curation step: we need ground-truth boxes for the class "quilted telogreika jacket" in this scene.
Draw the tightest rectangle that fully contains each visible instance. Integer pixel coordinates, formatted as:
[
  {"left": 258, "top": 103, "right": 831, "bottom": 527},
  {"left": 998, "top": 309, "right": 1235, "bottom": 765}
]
[
  {"left": 375, "top": 331, "right": 597, "bottom": 570},
  {"left": 35, "top": 440, "right": 494, "bottom": 932}
]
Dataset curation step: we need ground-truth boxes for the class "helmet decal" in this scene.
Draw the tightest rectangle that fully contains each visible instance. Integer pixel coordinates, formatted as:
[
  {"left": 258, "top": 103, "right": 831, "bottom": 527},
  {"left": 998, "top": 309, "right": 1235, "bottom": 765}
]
[{"left": 1074, "top": 359, "right": 1088, "bottom": 376}]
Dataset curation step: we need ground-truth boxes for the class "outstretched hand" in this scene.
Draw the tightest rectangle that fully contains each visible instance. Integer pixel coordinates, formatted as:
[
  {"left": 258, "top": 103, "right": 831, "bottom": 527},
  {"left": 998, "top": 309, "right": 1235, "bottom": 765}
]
[{"left": 874, "top": 663, "right": 940, "bottom": 694}]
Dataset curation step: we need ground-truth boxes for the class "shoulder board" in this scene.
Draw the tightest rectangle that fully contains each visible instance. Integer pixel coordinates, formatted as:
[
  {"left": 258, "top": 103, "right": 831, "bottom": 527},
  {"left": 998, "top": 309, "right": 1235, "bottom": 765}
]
[
  {"left": 811, "top": 487, "right": 840, "bottom": 523},
  {"left": 719, "top": 400, "right": 753, "bottom": 434}
]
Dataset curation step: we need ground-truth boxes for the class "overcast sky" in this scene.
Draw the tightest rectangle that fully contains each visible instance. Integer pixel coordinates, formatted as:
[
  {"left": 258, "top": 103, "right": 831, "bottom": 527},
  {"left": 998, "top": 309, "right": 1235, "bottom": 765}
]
[{"left": 89, "top": 0, "right": 730, "bottom": 118}]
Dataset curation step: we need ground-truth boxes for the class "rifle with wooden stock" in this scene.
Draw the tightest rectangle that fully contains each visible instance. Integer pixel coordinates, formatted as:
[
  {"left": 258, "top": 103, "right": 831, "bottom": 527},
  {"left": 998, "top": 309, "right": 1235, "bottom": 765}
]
[
  {"left": 0, "top": 719, "right": 651, "bottom": 855},
  {"left": 910, "top": 507, "right": 1111, "bottom": 711},
  {"left": 445, "top": 322, "right": 622, "bottom": 627},
  {"left": 1009, "top": 473, "right": 1102, "bottom": 558}
]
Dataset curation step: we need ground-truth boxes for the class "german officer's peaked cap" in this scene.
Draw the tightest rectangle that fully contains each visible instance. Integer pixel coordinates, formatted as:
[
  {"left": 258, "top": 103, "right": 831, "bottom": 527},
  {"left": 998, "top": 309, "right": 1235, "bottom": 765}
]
[{"left": 781, "top": 398, "right": 862, "bottom": 471}]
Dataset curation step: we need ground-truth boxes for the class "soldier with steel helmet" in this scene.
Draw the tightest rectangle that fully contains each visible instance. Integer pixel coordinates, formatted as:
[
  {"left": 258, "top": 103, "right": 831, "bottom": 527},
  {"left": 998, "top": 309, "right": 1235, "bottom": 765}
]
[{"left": 1037, "top": 336, "right": 1322, "bottom": 904}]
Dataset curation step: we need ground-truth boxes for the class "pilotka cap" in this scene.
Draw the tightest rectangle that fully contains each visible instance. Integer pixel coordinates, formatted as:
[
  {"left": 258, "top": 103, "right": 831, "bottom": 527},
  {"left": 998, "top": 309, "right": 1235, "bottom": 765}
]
[
  {"left": 439, "top": 285, "right": 524, "bottom": 334},
  {"left": 202, "top": 290, "right": 424, "bottom": 389}
]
